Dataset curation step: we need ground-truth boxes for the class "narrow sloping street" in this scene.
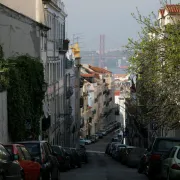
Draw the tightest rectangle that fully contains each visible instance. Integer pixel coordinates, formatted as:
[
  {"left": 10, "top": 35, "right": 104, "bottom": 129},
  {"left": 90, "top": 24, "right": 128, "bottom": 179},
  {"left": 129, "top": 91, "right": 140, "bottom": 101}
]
[{"left": 61, "top": 132, "right": 147, "bottom": 180}]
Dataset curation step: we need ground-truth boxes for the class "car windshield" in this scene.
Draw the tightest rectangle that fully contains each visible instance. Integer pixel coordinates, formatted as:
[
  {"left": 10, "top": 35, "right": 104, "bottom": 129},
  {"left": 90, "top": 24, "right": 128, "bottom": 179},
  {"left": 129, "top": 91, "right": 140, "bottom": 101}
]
[
  {"left": 4, "top": 145, "right": 13, "bottom": 154},
  {"left": 177, "top": 149, "right": 180, "bottom": 159},
  {"left": 22, "top": 143, "right": 40, "bottom": 157},
  {"left": 52, "top": 146, "right": 62, "bottom": 155},
  {"left": 154, "top": 139, "right": 180, "bottom": 152}
]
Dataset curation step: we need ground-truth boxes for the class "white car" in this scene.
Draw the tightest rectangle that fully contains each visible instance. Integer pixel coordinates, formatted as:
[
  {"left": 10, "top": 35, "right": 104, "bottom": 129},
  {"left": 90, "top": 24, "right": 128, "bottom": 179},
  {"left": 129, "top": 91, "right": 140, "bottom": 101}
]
[
  {"left": 84, "top": 139, "right": 92, "bottom": 145},
  {"left": 80, "top": 138, "right": 91, "bottom": 145}
]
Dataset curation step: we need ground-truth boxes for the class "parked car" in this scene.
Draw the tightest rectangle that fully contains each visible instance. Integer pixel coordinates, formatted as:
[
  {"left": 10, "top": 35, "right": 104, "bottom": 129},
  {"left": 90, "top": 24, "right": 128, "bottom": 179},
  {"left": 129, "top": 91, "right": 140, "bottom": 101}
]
[
  {"left": 112, "top": 144, "right": 127, "bottom": 160},
  {"left": 76, "top": 146, "right": 88, "bottom": 163},
  {"left": 121, "top": 146, "right": 136, "bottom": 165},
  {"left": 52, "top": 145, "right": 71, "bottom": 171},
  {"left": 96, "top": 133, "right": 103, "bottom": 139},
  {"left": 70, "top": 148, "right": 82, "bottom": 168},
  {"left": 79, "top": 138, "right": 91, "bottom": 145},
  {"left": 109, "top": 142, "right": 119, "bottom": 156},
  {"left": 4, "top": 144, "right": 41, "bottom": 180},
  {"left": 145, "top": 137, "right": 180, "bottom": 180},
  {"left": 105, "top": 143, "right": 111, "bottom": 155},
  {"left": 126, "top": 147, "right": 146, "bottom": 168},
  {"left": 16, "top": 141, "right": 60, "bottom": 180},
  {"left": 0, "top": 143, "right": 22, "bottom": 180},
  {"left": 138, "top": 149, "right": 149, "bottom": 175},
  {"left": 99, "top": 130, "right": 107, "bottom": 136},
  {"left": 161, "top": 145, "right": 180, "bottom": 180},
  {"left": 89, "top": 136, "right": 96, "bottom": 143},
  {"left": 79, "top": 139, "right": 86, "bottom": 146}
]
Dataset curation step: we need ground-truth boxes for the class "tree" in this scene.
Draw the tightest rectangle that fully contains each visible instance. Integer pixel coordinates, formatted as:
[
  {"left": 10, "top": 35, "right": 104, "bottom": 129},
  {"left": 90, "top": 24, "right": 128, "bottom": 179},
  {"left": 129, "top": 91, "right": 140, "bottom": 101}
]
[{"left": 126, "top": 3, "right": 180, "bottom": 133}]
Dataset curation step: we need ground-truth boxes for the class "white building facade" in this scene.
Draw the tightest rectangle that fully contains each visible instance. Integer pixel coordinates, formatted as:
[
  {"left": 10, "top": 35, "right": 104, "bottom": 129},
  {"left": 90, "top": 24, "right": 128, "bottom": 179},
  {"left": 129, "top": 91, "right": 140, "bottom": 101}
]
[{"left": 42, "top": 0, "right": 68, "bottom": 145}]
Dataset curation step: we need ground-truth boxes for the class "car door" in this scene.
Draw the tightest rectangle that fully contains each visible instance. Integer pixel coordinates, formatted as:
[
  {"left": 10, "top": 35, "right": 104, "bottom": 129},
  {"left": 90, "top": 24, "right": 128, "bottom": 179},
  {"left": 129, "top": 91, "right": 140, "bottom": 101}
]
[
  {"left": 20, "top": 146, "right": 40, "bottom": 180},
  {"left": 162, "top": 147, "right": 177, "bottom": 178},
  {"left": 16, "top": 146, "right": 31, "bottom": 180},
  {"left": 0, "top": 144, "right": 21, "bottom": 180}
]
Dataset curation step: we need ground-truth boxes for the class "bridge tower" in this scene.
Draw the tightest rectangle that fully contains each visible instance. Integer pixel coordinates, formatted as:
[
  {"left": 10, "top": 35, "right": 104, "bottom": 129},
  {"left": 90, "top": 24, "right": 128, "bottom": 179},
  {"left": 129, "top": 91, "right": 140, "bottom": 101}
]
[{"left": 99, "top": 34, "right": 105, "bottom": 68}]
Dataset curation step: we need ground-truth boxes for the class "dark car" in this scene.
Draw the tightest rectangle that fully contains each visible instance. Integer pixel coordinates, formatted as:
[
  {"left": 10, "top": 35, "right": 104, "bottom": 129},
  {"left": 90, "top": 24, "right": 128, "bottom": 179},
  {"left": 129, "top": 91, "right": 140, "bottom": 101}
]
[
  {"left": 89, "top": 136, "right": 96, "bottom": 143},
  {"left": 52, "top": 145, "right": 71, "bottom": 171},
  {"left": 0, "top": 143, "right": 21, "bottom": 180},
  {"left": 70, "top": 148, "right": 82, "bottom": 168},
  {"left": 121, "top": 146, "right": 136, "bottom": 164},
  {"left": 138, "top": 149, "right": 149, "bottom": 175},
  {"left": 146, "top": 137, "right": 180, "bottom": 180},
  {"left": 76, "top": 146, "right": 88, "bottom": 163},
  {"left": 16, "top": 141, "right": 60, "bottom": 180},
  {"left": 63, "top": 147, "right": 76, "bottom": 168},
  {"left": 96, "top": 133, "right": 103, "bottom": 139},
  {"left": 126, "top": 147, "right": 146, "bottom": 168}
]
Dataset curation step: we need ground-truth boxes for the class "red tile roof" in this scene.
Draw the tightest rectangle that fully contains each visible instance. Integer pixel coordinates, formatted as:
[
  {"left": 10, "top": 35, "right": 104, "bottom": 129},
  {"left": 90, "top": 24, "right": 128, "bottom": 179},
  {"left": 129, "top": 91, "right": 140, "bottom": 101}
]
[
  {"left": 81, "top": 66, "right": 100, "bottom": 79},
  {"left": 88, "top": 65, "right": 112, "bottom": 74},
  {"left": 114, "top": 74, "right": 127, "bottom": 78},
  {"left": 165, "top": 4, "right": 180, "bottom": 14},
  {"left": 114, "top": 90, "right": 120, "bottom": 96},
  {"left": 159, "top": 9, "right": 165, "bottom": 17},
  {"left": 81, "top": 74, "right": 94, "bottom": 78},
  {"left": 119, "top": 66, "right": 128, "bottom": 69}
]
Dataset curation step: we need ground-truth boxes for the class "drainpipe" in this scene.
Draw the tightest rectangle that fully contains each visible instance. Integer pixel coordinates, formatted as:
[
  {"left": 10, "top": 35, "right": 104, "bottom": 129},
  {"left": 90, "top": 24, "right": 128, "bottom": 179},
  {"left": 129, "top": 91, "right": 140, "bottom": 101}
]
[{"left": 53, "top": 13, "right": 57, "bottom": 144}]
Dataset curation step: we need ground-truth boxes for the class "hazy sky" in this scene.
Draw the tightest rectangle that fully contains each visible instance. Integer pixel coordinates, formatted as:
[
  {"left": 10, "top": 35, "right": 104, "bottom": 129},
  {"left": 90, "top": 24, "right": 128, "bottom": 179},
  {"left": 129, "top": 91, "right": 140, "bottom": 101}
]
[{"left": 65, "top": 0, "right": 179, "bottom": 50}]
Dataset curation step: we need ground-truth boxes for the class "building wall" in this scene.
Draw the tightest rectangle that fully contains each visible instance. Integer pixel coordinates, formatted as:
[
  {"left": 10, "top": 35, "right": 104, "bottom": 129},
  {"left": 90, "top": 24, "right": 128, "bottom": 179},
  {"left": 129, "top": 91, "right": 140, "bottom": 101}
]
[
  {"left": 0, "top": 0, "right": 45, "bottom": 24},
  {"left": 0, "top": 4, "right": 41, "bottom": 58},
  {"left": 0, "top": 91, "right": 9, "bottom": 143},
  {"left": 43, "top": 0, "right": 67, "bottom": 145}
]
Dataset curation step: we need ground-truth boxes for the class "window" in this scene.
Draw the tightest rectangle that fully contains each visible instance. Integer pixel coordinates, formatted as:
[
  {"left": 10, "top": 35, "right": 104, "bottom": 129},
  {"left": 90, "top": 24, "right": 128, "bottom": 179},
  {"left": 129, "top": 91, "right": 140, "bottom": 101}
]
[
  {"left": 47, "top": 143, "right": 53, "bottom": 154},
  {"left": 22, "top": 143, "right": 40, "bottom": 159},
  {"left": 20, "top": 147, "right": 31, "bottom": 160},
  {"left": 0, "top": 144, "right": 10, "bottom": 161},
  {"left": 4, "top": 145, "right": 13, "bottom": 154},
  {"left": 169, "top": 147, "right": 177, "bottom": 158},
  {"left": 154, "top": 140, "right": 180, "bottom": 152},
  {"left": 43, "top": 143, "right": 51, "bottom": 155},
  {"left": 177, "top": 149, "right": 180, "bottom": 159},
  {"left": 16, "top": 146, "right": 25, "bottom": 160},
  {"left": 52, "top": 146, "right": 61, "bottom": 155}
]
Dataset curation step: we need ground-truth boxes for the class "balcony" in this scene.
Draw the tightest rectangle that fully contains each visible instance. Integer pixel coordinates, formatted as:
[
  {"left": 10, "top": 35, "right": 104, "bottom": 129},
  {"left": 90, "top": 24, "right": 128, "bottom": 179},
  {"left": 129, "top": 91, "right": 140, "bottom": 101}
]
[
  {"left": 115, "top": 109, "right": 120, "bottom": 115},
  {"left": 66, "top": 86, "right": 73, "bottom": 99},
  {"left": 42, "top": 0, "right": 51, "bottom": 4},
  {"left": 65, "top": 58, "right": 74, "bottom": 69},
  {"left": 80, "top": 96, "right": 84, "bottom": 108},
  {"left": 56, "top": 39, "right": 63, "bottom": 50},
  {"left": 42, "top": 115, "right": 51, "bottom": 131},
  {"left": 80, "top": 78, "right": 84, "bottom": 88},
  {"left": 92, "top": 109, "right": 96, "bottom": 115},
  {"left": 106, "top": 102, "right": 109, "bottom": 107},
  {"left": 59, "top": 39, "right": 70, "bottom": 54},
  {"left": 69, "top": 106, "right": 72, "bottom": 114}
]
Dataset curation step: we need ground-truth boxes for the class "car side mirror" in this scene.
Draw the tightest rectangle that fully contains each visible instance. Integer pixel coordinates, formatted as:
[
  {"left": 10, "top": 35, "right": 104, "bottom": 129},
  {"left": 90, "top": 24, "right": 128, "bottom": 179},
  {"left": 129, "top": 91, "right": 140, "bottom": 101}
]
[{"left": 14, "top": 154, "right": 19, "bottom": 161}]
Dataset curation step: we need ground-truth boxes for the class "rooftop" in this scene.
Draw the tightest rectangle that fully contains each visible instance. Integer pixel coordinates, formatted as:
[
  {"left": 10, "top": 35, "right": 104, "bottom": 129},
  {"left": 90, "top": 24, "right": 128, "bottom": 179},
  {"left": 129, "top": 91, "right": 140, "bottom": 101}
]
[{"left": 89, "top": 65, "right": 112, "bottom": 74}]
